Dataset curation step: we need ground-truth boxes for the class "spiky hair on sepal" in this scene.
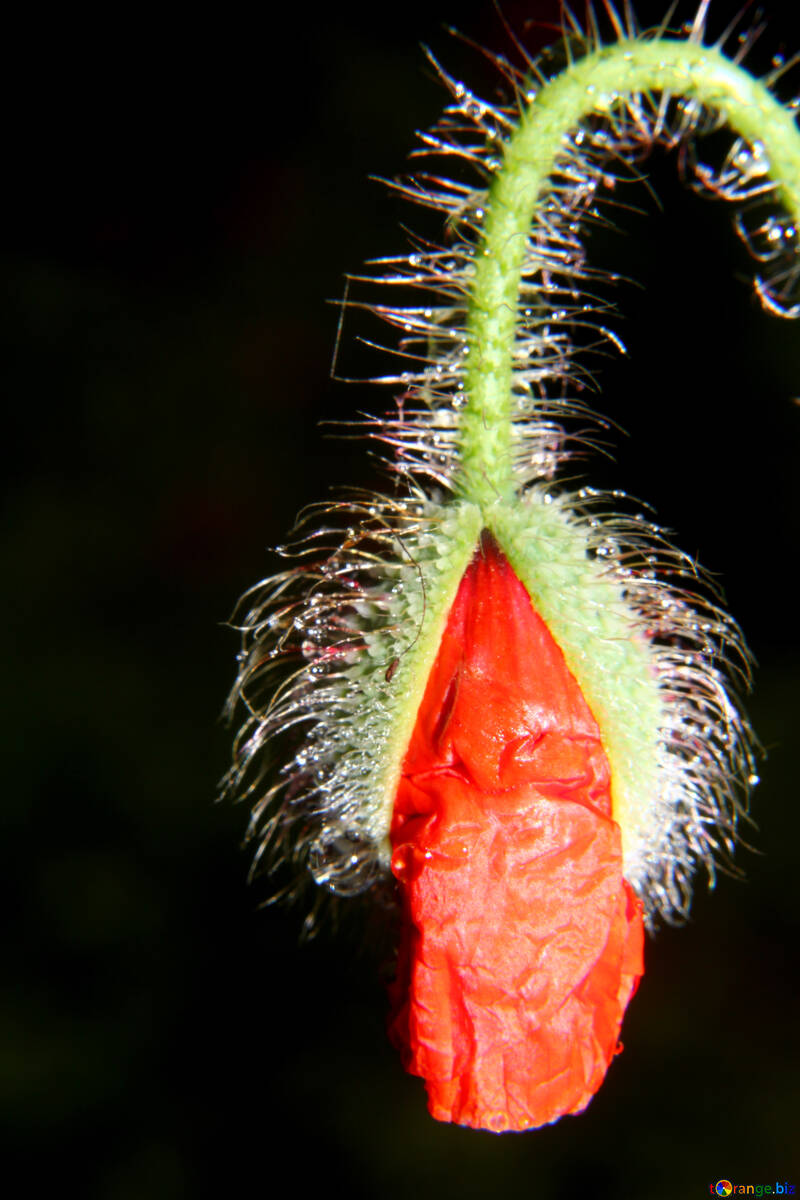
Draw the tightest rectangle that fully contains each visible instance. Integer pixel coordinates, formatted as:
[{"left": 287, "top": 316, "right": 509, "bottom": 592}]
[{"left": 223, "top": 3, "right": 799, "bottom": 934}]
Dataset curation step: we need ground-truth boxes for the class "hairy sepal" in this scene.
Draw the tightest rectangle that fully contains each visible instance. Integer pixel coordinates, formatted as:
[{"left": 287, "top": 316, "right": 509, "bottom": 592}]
[
  {"left": 224, "top": 495, "right": 481, "bottom": 907},
  {"left": 488, "top": 492, "right": 754, "bottom": 926}
]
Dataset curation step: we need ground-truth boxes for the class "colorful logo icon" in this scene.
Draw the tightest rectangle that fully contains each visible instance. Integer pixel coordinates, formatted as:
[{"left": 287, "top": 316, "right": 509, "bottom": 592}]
[{"left": 715, "top": 1183, "right": 733, "bottom": 1197}]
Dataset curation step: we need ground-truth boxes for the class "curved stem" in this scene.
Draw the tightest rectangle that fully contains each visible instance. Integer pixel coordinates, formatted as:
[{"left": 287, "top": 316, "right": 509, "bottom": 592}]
[{"left": 457, "top": 38, "right": 800, "bottom": 510}]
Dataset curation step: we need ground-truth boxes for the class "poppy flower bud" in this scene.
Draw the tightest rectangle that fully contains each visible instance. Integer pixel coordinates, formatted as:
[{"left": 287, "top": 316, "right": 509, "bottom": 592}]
[{"left": 224, "top": 8, "right": 800, "bottom": 1134}]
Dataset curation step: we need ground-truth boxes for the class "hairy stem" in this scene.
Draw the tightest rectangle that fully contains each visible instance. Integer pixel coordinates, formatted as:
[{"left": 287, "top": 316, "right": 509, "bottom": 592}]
[{"left": 457, "top": 37, "right": 800, "bottom": 510}]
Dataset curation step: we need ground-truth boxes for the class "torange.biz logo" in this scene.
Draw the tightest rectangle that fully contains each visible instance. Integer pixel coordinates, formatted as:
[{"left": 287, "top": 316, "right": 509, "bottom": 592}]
[{"left": 710, "top": 1184, "right": 795, "bottom": 1197}]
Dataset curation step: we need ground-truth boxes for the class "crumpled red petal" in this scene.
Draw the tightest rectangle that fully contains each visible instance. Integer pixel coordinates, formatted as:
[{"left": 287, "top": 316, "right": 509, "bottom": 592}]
[{"left": 388, "top": 531, "right": 644, "bottom": 1132}]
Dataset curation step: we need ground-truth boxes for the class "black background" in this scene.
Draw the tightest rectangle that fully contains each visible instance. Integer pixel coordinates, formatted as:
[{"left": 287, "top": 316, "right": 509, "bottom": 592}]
[{"left": 2, "top": 2, "right": 799, "bottom": 1196}]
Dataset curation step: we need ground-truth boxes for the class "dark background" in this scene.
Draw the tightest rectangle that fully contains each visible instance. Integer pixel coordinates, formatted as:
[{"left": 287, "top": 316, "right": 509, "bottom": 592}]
[{"left": 2, "top": 1, "right": 799, "bottom": 1196}]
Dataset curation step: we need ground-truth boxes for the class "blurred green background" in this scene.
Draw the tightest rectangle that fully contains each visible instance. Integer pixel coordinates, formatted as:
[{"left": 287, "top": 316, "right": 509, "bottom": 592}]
[{"left": 2, "top": 1, "right": 798, "bottom": 1196}]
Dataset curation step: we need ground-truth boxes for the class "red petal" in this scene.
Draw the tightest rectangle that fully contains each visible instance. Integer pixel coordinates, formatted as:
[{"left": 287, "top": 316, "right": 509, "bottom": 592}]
[{"left": 389, "top": 531, "right": 644, "bottom": 1132}]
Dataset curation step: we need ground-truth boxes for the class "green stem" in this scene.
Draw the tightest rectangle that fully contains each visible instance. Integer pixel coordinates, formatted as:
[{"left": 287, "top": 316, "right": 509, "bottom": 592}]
[{"left": 457, "top": 38, "right": 800, "bottom": 510}]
